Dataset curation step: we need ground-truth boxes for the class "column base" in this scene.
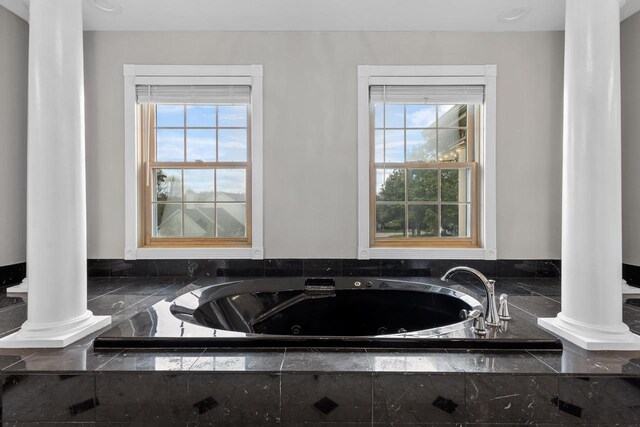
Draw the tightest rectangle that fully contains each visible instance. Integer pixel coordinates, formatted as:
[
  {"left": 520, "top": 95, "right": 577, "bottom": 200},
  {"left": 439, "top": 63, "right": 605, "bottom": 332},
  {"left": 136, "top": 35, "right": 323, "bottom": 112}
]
[
  {"left": 6, "top": 278, "right": 28, "bottom": 295},
  {"left": 538, "top": 315, "right": 640, "bottom": 351},
  {"left": 622, "top": 280, "right": 640, "bottom": 303},
  {"left": 0, "top": 310, "right": 111, "bottom": 348}
]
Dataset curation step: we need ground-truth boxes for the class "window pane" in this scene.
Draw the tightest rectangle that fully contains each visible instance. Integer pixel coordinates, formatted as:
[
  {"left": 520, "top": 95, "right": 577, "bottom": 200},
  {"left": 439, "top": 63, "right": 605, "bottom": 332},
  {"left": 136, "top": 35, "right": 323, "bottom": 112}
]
[
  {"left": 406, "top": 129, "right": 436, "bottom": 162},
  {"left": 156, "top": 129, "right": 184, "bottom": 162},
  {"left": 186, "top": 105, "right": 216, "bottom": 127},
  {"left": 218, "top": 106, "right": 247, "bottom": 127},
  {"left": 374, "top": 103, "right": 384, "bottom": 128},
  {"left": 184, "top": 169, "right": 214, "bottom": 202},
  {"left": 384, "top": 130, "right": 404, "bottom": 163},
  {"left": 216, "top": 203, "right": 246, "bottom": 237},
  {"left": 375, "top": 204, "right": 405, "bottom": 238},
  {"left": 374, "top": 130, "right": 384, "bottom": 163},
  {"left": 441, "top": 168, "right": 471, "bottom": 202},
  {"left": 218, "top": 129, "right": 247, "bottom": 162},
  {"left": 438, "top": 129, "right": 467, "bottom": 162},
  {"left": 406, "top": 105, "right": 436, "bottom": 128},
  {"left": 216, "top": 169, "right": 246, "bottom": 201},
  {"left": 153, "top": 203, "right": 182, "bottom": 237},
  {"left": 186, "top": 129, "right": 216, "bottom": 162},
  {"left": 408, "top": 169, "right": 437, "bottom": 201},
  {"left": 409, "top": 205, "right": 438, "bottom": 237},
  {"left": 156, "top": 105, "right": 184, "bottom": 127},
  {"left": 376, "top": 168, "right": 405, "bottom": 202},
  {"left": 154, "top": 169, "right": 182, "bottom": 202},
  {"left": 385, "top": 104, "right": 404, "bottom": 128},
  {"left": 438, "top": 104, "right": 467, "bottom": 128},
  {"left": 184, "top": 204, "right": 215, "bottom": 237},
  {"left": 441, "top": 204, "right": 471, "bottom": 237}
]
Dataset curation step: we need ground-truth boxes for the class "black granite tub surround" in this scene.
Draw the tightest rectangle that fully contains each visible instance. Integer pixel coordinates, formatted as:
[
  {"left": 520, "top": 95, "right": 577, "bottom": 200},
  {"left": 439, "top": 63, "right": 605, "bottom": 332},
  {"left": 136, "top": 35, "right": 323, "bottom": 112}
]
[
  {"left": 373, "top": 372, "right": 466, "bottom": 423},
  {"left": 3, "top": 373, "right": 96, "bottom": 422},
  {"left": 93, "top": 276, "right": 563, "bottom": 351},
  {"left": 466, "top": 374, "right": 559, "bottom": 424},
  {"left": 2, "top": 371, "right": 640, "bottom": 425},
  {"left": 0, "top": 277, "right": 637, "bottom": 425},
  {"left": 557, "top": 376, "right": 640, "bottom": 424}
]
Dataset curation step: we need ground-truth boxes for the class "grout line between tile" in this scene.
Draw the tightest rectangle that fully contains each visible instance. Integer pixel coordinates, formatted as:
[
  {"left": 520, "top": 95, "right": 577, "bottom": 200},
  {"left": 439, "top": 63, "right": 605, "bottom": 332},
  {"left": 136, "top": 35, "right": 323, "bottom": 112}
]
[
  {"left": 370, "top": 352, "right": 374, "bottom": 426},
  {"left": 617, "top": 353, "right": 640, "bottom": 370},
  {"left": 87, "top": 282, "right": 136, "bottom": 302},
  {"left": 1, "top": 351, "right": 38, "bottom": 371},
  {"left": 624, "top": 302, "right": 640, "bottom": 313},
  {"left": 363, "top": 348, "right": 373, "bottom": 372},
  {"left": 508, "top": 299, "right": 556, "bottom": 320},
  {"left": 0, "top": 301, "right": 26, "bottom": 315},
  {"left": 512, "top": 281, "right": 562, "bottom": 303},
  {"left": 185, "top": 348, "right": 208, "bottom": 371},
  {"left": 527, "top": 350, "right": 559, "bottom": 374},
  {"left": 278, "top": 347, "right": 286, "bottom": 423},
  {"left": 109, "top": 280, "right": 180, "bottom": 317},
  {"left": 463, "top": 368, "right": 468, "bottom": 422},
  {"left": 279, "top": 347, "right": 286, "bottom": 373},
  {"left": 512, "top": 281, "right": 560, "bottom": 302},
  {"left": 0, "top": 326, "right": 20, "bottom": 338},
  {"left": 93, "top": 349, "right": 125, "bottom": 371}
]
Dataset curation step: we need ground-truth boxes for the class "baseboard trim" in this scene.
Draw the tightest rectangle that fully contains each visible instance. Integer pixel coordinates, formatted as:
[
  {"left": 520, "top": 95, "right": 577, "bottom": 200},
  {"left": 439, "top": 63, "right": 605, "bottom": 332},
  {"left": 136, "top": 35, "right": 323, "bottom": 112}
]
[
  {"left": 0, "top": 262, "right": 25, "bottom": 287},
  {"left": 623, "top": 263, "right": 640, "bottom": 288},
  {"left": 0, "top": 258, "right": 636, "bottom": 284}
]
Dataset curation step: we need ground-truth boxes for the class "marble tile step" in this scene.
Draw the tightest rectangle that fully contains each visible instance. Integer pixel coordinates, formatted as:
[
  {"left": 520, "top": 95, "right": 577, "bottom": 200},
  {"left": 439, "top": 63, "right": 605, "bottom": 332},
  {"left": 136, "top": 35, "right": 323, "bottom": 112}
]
[{"left": 1, "top": 372, "right": 639, "bottom": 425}]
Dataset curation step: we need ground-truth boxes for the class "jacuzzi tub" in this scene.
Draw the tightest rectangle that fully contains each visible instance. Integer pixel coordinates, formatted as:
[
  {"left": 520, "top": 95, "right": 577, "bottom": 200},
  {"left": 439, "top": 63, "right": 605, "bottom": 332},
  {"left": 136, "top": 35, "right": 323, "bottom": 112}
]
[
  {"left": 93, "top": 277, "right": 563, "bottom": 351},
  {"left": 180, "top": 277, "right": 481, "bottom": 337}
]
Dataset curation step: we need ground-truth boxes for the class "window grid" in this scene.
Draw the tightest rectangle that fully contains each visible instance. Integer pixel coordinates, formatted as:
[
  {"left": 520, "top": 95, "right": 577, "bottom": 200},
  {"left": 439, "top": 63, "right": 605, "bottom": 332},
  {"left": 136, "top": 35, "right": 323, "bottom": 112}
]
[
  {"left": 145, "top": 103, "right": 251, "bottom": 246},
  {"left": 371, "top": 100, "right": 478, "bottom": 245},
  {"left": 151, "top": 168, "right": 247, "bottom": 239},
  {"left": 376, "top": 104, "right": 469, "bottom": 164}
]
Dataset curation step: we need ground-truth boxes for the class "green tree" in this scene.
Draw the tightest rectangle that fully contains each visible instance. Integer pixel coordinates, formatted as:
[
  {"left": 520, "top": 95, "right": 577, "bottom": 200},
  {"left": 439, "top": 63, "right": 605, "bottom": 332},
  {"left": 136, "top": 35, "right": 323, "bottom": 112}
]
[
  {"left": 154, "top": 169, "right": 183, "bottom": 236},
  {"left": 376, "top": 167, "right": 463, "bottom": 237}
]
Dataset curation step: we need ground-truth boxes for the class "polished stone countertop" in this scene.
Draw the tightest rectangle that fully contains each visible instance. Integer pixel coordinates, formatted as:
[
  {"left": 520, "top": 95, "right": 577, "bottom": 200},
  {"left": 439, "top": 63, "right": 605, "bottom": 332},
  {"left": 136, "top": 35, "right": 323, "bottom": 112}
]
[{"left": 0, "top": 276, "right": 639, "bottom": 375}]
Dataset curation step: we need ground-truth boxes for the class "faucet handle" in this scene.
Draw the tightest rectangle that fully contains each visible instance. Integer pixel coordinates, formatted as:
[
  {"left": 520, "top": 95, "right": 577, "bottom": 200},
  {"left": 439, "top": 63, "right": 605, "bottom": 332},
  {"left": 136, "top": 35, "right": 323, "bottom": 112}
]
[
  {"left": 461, "top": 309, "right": 487, "bottom": 335},
  {"left": 473, "top": 315, "right": 487, "bottom": 336},
  {"left": 461, "top": 309, "right": 483, "bottom": 320},
  {"left": 498, "top": 293, "right": 511, "bottom": 320}
]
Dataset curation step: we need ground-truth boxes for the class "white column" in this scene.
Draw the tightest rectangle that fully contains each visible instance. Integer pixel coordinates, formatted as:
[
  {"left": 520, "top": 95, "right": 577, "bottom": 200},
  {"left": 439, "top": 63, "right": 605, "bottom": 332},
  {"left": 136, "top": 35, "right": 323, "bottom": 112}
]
[
  {"left": 538, "top": 0, "right": 640, "bottom": 350},
  {"left": 0, "top": 0, "right": 110, "bottom": 348}
]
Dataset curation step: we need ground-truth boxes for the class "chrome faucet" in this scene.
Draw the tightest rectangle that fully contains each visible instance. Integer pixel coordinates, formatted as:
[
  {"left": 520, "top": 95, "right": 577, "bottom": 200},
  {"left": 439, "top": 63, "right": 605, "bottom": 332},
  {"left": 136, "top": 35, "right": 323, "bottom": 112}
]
[{"left": 441, "top": 266, "right": 500, "bottom": 326}]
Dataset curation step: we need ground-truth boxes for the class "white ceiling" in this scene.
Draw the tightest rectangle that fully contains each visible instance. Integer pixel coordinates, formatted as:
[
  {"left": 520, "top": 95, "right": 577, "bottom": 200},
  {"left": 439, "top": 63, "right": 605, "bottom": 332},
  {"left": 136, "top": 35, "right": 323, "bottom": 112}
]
[{"left": 2, "top": 0, "right": 640, "bottom": 32}]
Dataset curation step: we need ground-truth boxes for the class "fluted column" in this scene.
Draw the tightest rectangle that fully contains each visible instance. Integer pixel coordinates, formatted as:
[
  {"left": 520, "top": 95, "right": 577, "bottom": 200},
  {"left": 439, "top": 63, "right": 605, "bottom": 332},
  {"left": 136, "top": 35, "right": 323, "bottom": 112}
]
[
  {"left": 538, "top": 0, "right": 640, "bottom": 350},
  {"left": 0, "top": 0, "right": 110, "bottom": 348}
]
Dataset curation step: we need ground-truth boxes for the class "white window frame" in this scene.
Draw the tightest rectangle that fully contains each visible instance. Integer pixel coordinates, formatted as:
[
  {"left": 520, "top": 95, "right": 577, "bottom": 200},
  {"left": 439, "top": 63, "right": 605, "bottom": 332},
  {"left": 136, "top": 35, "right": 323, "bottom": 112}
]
[
  {"left": 123, "top": 64, "right": 264, "bottom": 260},
  {"left": 357, "top": 65, "right": 497, "bottom": 260}
]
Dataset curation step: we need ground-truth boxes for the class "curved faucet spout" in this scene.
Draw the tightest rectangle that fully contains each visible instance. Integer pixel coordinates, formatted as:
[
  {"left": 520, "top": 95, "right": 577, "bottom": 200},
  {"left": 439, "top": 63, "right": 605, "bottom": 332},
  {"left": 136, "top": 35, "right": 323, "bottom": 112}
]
[{"left": 440, "top": 266, "right": 500, "bottom": 326}]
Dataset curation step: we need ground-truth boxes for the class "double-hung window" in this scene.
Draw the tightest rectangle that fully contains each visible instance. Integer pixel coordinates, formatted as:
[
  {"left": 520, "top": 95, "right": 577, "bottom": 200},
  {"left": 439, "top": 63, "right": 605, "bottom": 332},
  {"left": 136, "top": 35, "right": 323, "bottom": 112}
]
[
  {"left": 357, "top": 66, "right": 497, "bottom": 260},
  {"left": 124, "top": 65, "right": 263, "bottom": 260},
  {"left": 140, "top": 86, "right": 250, "bottom": 245}
]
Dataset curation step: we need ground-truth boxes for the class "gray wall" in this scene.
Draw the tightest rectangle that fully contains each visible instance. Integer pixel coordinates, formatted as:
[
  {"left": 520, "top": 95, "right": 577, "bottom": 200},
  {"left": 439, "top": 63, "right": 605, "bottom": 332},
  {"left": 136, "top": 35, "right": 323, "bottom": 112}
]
[
  {"left": 622, "top": 12, "right": 640, "bottom": 266},
  {"left": 2, "top": 14, "right": 639, "bottom": 264},
  {"left": 0, "top": 6, "right": 27, "bottom": 266},
  {"left": 83, "top": 31, "right": 565, "bottom": 259}
]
